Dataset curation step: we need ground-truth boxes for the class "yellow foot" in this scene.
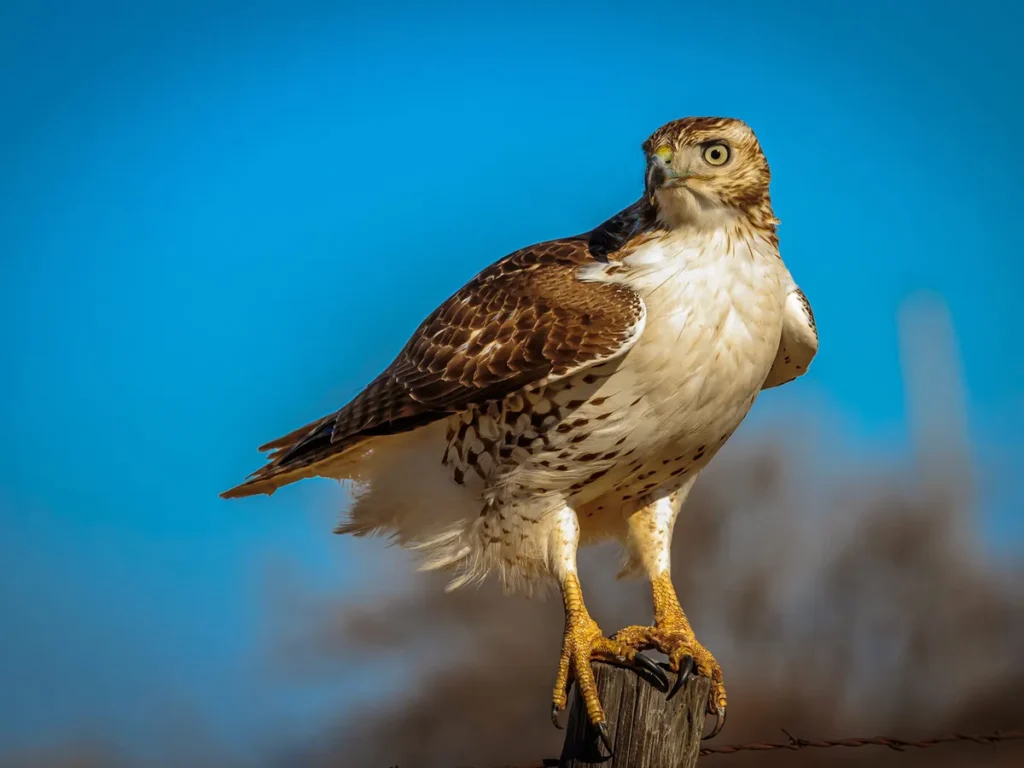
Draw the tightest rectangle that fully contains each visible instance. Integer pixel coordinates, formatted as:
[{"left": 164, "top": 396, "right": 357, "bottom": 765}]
[
  {"left": 613, "top": 622, "right": 727, "bottom": 739},
  {"left": 551, "top": 612, "right": 669, "bottom": 752}
]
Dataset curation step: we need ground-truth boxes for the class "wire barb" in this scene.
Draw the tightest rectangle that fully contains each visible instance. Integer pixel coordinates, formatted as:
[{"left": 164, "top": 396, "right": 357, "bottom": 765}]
[
  {"left": 697, "top": 728, "right": 1024, "bottom": 757},
  {"left": 502, "top": 728, "right": 1024, "bottom": 767}
]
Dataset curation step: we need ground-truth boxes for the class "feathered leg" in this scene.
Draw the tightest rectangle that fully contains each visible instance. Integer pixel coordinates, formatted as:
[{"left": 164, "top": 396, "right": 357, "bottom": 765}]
[
  {"left": 613, "top": 480, "right": 728, "bottom": 738},
  {"left": 548, "top": 505, "right": 667, "bottom": 751}
]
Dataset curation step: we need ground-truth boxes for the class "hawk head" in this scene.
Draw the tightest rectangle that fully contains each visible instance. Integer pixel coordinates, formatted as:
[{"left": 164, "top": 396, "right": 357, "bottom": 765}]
[{"left": 642, "top": 117, "right": 772, "bottom": 228}]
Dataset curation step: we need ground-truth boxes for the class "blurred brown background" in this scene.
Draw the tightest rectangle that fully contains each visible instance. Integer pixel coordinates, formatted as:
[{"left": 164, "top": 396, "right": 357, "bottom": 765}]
[
  {"left": 273, "top": 441, "right": 1023, "bottom": 768},
  {"left": 9, "top": 299, "right": 1019, "bottom": 767}
]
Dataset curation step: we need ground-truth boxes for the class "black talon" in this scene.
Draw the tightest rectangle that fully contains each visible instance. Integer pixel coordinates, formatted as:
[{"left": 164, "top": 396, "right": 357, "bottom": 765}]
[
  {"left": 632, "top": 651, "right": 670, "bottom": 691},
  {"left": 703, "top": 705, "right": 726, "bottom": 740},
  {"left": 551, "top": 704, "right": 564, "bottom": 730},
  {"left": 596, "top": 721, "right": 614, "bottom": 755},
  {"left": 668, "top": 655, "right": 694, "bottom": 700}
]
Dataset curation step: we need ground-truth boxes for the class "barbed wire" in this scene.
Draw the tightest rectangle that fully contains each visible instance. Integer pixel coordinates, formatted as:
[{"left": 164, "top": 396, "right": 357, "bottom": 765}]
[
  {"left": 697, "top": 728, "right": 1024, "bottom": 758},
  {"left": 498, "top": 728, "right": 1024, "bottom": 766}
]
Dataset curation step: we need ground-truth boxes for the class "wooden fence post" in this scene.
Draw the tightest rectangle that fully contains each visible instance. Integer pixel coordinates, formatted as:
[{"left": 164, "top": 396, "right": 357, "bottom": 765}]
[{"left": 558, "top": 663, "right": 711, "bottom": 768}]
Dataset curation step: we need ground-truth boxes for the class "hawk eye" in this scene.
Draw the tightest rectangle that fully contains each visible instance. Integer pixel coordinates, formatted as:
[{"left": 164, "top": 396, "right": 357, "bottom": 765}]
[{"left": 702, "top": 143, "right": 730, "bottom": 166}]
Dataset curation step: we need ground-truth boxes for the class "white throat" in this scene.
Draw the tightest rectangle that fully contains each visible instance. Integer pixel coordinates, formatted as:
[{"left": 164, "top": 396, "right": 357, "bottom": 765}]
[{"left": 653, "top": 188, "right": 740, "bottom": 231}]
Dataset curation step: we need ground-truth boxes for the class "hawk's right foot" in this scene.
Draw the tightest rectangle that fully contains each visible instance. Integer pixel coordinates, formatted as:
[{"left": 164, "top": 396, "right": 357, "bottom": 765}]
[{"left": 551, "top": 576, "right": 668, "bottom": 752}]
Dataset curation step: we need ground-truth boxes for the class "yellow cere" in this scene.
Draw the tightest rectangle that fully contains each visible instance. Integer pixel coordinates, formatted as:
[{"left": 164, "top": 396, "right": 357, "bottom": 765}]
[{"left": 654, "top": 146, "right": 673, "bottom": 163}]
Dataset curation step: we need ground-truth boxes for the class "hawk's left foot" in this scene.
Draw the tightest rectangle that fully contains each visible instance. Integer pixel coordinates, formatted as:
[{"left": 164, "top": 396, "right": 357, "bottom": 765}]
[
  {"left": 613, "top": 621, "right": 726, "bottom": 737},
  {"left": 613, "top": 573, "right": 728, "bottom": 739}
]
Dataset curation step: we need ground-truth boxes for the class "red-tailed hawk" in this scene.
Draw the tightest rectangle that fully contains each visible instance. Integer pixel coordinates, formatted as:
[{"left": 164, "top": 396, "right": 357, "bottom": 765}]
[{"left": 223, "top": 117, "right": 817, "bottom": 750}]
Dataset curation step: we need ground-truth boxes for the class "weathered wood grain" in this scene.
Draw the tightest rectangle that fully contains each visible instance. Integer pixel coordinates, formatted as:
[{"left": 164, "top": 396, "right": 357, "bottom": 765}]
[{"left": 558, "top": 662, "right": 711, "bottom": 768}]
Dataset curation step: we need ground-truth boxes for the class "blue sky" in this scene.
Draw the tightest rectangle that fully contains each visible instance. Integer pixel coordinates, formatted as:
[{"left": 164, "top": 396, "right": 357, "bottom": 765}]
[{"left": 1, "top": 0, "right": 1021, "bottom": 759}]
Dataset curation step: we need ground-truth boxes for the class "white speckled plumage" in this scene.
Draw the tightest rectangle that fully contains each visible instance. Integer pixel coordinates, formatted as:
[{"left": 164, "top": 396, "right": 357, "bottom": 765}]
[
  {"left": 224, "top": 116, "right": 817, "bottom": 599},
  {"left": 346, "top": 219, "right": 788, "bottom": 592},
  {"left": 224, "top": 116, "right": 819, "bottom": 734}
]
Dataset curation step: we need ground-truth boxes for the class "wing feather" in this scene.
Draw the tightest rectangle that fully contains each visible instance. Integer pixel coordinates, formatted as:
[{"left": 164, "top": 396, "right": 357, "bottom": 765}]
[
  {"left": 762, "top": 287, "right": 818, "bottom": 389},
  {"left": 221, "top": 221, "right": 650, "bottom": 498}
]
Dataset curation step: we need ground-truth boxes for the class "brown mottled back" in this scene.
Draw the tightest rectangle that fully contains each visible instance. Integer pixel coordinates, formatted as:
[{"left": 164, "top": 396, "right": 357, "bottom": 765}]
[{"left": 220, "top": 204, "right": 660, "bottom": 498}]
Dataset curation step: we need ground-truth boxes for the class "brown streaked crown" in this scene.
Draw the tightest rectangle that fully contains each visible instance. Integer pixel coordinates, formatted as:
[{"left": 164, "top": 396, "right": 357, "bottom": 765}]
[{"left": 643, "top": 116, "right": 773, "bottom": 214}]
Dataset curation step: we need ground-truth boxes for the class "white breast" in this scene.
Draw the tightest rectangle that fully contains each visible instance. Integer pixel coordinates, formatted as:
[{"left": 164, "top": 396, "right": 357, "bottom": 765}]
[{"left": 583, "top": 226, "right": 790, "bottom": 456}]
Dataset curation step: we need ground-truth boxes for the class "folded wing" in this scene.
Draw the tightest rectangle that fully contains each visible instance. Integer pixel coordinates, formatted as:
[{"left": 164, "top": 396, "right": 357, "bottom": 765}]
[
  {"left": 221, "top": 237, "right": 647, "bottom": 498},
  {"left": 762, "top": 287, "right": 818, "bottom": 389}
]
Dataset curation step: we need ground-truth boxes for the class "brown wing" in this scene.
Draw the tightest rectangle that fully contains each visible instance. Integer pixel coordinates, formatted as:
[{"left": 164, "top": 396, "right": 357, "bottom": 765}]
[{"left": 221, "top": 230, "right": 648, "bottom": 498}]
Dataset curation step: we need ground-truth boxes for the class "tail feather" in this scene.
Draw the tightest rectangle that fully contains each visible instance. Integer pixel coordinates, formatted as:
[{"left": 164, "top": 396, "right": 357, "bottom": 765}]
[
  {"left": 220, "top": 420, "right": 364, "bottom": 499},
  {"left": 257, "top": 416, "right": 328, "bottom": 454},
  {"left": 219, "top": 466, "right": 314, "bottom": 499}
]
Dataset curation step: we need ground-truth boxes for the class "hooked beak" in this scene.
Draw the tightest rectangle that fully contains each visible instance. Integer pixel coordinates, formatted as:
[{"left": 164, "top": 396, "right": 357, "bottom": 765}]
[{"left": 645, "top": 154, "right": 683, "bottom": 204}]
